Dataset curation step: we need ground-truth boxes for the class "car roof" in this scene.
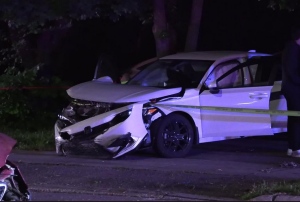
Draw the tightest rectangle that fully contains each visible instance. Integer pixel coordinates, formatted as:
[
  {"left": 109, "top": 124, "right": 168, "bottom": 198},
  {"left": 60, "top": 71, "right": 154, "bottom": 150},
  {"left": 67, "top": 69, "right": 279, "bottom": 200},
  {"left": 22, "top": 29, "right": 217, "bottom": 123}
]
[{"left": 159, "top": 51, "right": 270, "bottom": 61}]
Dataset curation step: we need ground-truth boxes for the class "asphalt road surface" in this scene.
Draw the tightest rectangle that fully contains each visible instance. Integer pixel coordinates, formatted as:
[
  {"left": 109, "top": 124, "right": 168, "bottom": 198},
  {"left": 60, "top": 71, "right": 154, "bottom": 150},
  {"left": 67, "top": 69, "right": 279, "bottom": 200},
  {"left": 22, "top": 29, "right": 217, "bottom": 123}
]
[{"left": 8, "top": 133, "right": 300, "bottom": 201}]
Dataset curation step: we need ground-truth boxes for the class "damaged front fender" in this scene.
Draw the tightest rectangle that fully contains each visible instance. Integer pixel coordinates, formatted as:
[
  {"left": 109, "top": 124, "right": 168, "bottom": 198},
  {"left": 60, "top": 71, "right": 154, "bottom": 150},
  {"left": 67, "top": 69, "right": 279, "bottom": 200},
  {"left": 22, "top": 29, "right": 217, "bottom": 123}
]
[{"left": 55, "top": 103, "right": 147, "bottom": 158}]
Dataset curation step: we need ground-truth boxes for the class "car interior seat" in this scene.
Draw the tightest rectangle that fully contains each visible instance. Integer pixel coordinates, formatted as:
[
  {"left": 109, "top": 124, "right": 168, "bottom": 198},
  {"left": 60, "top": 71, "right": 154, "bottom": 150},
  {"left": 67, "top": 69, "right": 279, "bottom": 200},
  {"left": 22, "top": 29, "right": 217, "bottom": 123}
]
[{"left": 176, "top": 63, "right": 197, "bottom": 88}]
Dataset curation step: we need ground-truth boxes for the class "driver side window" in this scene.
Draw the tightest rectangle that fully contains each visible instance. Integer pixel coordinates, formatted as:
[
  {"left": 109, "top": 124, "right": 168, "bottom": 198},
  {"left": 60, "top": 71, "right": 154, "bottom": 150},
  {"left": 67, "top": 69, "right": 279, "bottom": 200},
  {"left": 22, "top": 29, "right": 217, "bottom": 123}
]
[
  {"left": 215, "top": 56, "right": 281, "bottom": 88},
  {"left": 218, "top": 69, "right": 243, "bottom": 88},
  {"left": 206, "top": 60, "right": 241, "bottom": 88}
]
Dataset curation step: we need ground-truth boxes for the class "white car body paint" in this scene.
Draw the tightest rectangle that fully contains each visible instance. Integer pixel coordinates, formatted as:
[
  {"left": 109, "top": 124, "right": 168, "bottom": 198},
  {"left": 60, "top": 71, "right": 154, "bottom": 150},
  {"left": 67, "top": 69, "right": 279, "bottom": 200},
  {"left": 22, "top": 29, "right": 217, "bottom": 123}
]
[
  {"left": 60, "top": 104, "right": 134, "bottom": 135},
  {"left": 152, "top": 89, "right": 203, "bottom": 140},
  {"left": 55, "top": 51, "right": 288, "bottom": 158},
  {"left": 55, "top": 103, "right": 148, "bottom": 158},
  {"left": 199, "top": 86, "right": 274, "bottom": 138},
  {"left": 93, "top": 103, "right": 148, "bottom": 158}
]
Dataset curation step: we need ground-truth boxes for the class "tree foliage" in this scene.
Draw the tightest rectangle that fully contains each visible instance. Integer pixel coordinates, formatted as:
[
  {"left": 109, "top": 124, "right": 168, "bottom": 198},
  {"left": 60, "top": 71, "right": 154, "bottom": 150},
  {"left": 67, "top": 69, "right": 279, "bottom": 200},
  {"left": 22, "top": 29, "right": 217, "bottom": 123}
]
[
  {"left": 0, "top": 0, "right": 151, "bottom": 36},
  {"left": 0, "top": 0, "right": 192, "bottom": 61},
  {"left": 0, "top": 65, "right": 70, "bottom": 129},
  {"left": 0, "top": 0, "right": 153, "bottom": 73},
  {"left": 0, "top": 0, "right": 197, "bottom": 68}
]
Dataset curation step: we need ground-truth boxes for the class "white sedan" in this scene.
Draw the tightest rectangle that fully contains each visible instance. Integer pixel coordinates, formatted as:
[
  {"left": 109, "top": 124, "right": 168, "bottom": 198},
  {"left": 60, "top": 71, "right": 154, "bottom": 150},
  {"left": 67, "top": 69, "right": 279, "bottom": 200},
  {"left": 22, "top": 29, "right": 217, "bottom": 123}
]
[{"left": 54, "top": 51, "right": 287, "bottom": 158}]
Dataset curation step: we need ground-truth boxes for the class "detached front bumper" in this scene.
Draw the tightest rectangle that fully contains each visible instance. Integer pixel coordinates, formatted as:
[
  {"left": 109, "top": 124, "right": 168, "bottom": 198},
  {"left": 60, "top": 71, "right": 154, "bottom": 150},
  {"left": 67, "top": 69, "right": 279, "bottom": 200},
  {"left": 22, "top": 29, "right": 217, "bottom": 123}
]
[{"left": 54, "top": 103, "right": 147, "bottom": 158}]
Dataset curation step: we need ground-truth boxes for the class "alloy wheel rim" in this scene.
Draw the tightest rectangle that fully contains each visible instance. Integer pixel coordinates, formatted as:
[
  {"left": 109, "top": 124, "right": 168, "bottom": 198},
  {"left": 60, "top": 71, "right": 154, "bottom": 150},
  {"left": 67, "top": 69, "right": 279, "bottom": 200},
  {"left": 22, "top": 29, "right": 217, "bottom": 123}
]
[{"left": 162, "top": 120, "right": 191, "bottom": 152}]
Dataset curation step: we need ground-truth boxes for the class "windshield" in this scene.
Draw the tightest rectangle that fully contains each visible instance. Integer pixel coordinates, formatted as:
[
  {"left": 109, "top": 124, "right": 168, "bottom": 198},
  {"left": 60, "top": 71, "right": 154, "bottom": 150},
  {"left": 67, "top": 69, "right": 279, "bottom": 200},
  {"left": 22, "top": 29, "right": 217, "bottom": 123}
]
[{"left": 127, "top": 59, "right": 214, "bottom": 88}]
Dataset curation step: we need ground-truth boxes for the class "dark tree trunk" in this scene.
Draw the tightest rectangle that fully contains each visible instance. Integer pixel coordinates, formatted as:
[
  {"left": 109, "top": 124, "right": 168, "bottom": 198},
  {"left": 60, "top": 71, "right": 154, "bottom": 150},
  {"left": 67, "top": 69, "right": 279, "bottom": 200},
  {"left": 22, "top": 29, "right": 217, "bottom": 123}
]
[
  {"left": 36, "top": 20, "right": 70, "bottom": 66},
  {"left": 152, "top": 0, "right": 177, "bottom": 57},
  {"left": 184, "top": 0, "right": 204, "bottom": 52}
]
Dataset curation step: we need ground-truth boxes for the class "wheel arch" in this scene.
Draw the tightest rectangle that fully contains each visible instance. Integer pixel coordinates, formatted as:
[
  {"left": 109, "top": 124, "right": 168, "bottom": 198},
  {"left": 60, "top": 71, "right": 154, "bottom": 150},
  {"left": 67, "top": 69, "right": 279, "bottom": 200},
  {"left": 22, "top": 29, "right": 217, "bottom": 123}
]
[{"left": 167, "top": 111, "right": 199, "bottom": 145}]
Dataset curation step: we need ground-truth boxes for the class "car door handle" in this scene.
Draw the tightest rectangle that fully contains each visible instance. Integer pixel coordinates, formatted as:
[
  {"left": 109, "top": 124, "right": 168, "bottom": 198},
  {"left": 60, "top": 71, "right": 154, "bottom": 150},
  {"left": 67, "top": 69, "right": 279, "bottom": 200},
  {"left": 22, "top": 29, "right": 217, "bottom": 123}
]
[{"left": 249, "top": 93, "right": 269, "bottom": 99}]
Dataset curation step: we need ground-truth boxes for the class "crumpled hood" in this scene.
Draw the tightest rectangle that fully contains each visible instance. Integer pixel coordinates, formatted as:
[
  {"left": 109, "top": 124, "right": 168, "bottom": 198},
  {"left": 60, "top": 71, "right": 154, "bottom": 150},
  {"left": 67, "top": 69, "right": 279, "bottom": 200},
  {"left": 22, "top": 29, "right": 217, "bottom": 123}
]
[{"left": 67, "top": 81, "right": 182, "bottom": 103}]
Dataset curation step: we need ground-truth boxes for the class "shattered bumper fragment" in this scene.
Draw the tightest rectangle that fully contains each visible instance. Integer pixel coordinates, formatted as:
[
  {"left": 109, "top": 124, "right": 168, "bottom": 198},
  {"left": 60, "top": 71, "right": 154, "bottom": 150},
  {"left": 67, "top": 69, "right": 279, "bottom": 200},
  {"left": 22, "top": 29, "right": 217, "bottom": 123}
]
[{"left": 54, "top": 101, "right": 147, "bottom": 158}]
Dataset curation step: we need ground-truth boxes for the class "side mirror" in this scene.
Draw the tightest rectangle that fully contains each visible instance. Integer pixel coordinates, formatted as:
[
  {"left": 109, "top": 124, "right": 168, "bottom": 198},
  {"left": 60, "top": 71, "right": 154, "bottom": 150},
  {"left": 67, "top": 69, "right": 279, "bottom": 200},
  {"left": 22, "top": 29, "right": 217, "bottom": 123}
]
[{"left": 208, "top": 80, "right": 220, "bottom": 94}]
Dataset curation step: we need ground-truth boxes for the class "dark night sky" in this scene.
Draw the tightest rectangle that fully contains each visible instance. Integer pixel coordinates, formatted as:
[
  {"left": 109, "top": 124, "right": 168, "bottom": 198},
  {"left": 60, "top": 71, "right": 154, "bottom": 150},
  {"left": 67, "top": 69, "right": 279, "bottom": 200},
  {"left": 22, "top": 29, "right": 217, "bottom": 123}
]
[
  {"left": 52, "top": 0, "right": 300, "bottom": 83},
  {"left": 199, "top": 0, "right": 299, "bottom": 52}
]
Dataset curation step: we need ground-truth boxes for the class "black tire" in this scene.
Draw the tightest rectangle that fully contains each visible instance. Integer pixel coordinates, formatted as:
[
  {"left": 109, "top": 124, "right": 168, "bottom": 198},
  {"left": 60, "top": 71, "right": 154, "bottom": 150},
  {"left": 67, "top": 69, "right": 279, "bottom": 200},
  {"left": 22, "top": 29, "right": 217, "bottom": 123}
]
[{"left": 152, "top": 114, "right": 194, "bottom": 158}]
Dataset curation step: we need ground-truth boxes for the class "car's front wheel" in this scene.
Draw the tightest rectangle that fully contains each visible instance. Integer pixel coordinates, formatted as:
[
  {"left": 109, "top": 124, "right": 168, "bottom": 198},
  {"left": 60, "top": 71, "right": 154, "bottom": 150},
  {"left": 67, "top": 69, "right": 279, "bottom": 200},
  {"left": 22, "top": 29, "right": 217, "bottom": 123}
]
[{"left": 152, "top": 114, "right": 194, "bottom": 158}]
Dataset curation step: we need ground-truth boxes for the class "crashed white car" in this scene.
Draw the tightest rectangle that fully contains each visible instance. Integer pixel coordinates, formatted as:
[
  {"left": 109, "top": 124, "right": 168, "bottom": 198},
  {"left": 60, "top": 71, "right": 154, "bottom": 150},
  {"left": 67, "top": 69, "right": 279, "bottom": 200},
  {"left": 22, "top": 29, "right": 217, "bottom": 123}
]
[{"left": 54, "top": 51, "right": 287, "bottom": 158}]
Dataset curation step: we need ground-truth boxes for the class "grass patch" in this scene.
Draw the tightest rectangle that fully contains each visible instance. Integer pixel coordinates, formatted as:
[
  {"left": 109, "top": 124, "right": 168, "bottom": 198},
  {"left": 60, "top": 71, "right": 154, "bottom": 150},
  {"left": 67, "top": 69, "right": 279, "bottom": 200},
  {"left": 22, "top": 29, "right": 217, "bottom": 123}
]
[
  {"left": 241, "top": 180, "right": 300, "bottom": 200},
  {"left": 0, "top": 125, "right": 55, "bottom": 151}
]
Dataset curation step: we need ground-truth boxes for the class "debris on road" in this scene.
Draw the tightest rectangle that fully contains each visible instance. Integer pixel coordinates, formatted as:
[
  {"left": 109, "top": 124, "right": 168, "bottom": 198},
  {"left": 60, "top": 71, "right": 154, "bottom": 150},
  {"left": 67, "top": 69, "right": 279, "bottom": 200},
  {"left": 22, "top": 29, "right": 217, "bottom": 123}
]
[{"left": 280, "top": 161, "right": 298, "bottom": 168}]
